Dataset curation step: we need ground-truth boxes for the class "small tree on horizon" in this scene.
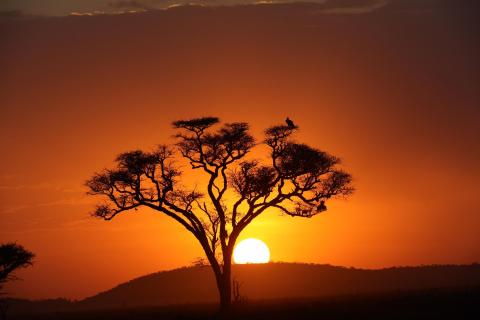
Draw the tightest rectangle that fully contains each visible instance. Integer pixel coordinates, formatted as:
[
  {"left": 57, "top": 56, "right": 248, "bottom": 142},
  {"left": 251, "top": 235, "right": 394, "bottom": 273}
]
[
  {"left": 0, "top": 243, "right": 34, "bottom": 320},
  {"left": 86, "top": 117, "right": 353, "bottom": 311},
  {"left": 0, "top": 243, "right": 34, "bottom": 291}
]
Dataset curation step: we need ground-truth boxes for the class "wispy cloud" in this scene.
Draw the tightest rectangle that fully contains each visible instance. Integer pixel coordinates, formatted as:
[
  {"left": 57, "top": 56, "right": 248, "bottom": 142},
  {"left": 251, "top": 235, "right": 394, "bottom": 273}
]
[
  {"left": 0, "top": 182, "right": 83, "bottom": 193},
  {"left": 108, "top": 0, "right": 154, "bottom": 10},
  {"left": 317, "top": 0, "right": 387, "bottom": 14},
  {"left": 0, "top": 196, "right": 94, "bottom": 215},
  {"left": 69, "top": 10, "right": 147, "bottom": 16},
  {"left": 0, "top": 181, "right": 89, "bottom": 214},
  {"left": 1, "top": 0, "right": 393, "bottom": 18}
]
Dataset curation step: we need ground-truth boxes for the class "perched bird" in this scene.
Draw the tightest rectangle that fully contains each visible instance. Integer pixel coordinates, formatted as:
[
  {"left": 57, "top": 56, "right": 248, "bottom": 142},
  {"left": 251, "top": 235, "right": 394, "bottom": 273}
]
[
  {"left": 317, "top": 200, "right": 327, "bottom": 212},
  {"left": 285, "top": 117, "right": 295, "bottom": 128}
]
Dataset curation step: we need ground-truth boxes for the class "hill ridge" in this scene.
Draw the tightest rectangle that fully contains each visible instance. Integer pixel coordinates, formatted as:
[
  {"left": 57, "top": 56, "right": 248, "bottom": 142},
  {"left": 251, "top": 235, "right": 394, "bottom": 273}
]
[{"left": 78, "top": 262, "right": 480, "bottom": 309}]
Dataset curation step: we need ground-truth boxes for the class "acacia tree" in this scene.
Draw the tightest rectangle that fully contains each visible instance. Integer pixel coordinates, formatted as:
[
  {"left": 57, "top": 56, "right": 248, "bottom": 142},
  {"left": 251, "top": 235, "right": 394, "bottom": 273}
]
[
  {"left": 0, "top": 243, "right": 34, "bottom": 289},
  {"left": 0, "top": 243, "right": 34, "bottom": 320},
  {"left": 86, "top": 117, "right": 353, "bottom": 310}
]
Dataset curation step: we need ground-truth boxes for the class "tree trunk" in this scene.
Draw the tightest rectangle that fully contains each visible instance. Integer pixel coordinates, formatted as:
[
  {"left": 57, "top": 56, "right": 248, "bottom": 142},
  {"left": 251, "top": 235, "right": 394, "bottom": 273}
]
[
  {"left": 219, "top": 267, "right": 231, "bottom": 311},
  {"left": 214, "top": 251, "right": 233, "bottom": 313}
]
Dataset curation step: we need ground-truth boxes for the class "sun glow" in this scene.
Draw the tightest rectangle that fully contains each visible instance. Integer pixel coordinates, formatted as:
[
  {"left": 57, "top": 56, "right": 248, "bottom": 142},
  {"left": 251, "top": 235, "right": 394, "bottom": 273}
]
[{"left": 233, "top": 238, "right": 270, "bottom": 264}]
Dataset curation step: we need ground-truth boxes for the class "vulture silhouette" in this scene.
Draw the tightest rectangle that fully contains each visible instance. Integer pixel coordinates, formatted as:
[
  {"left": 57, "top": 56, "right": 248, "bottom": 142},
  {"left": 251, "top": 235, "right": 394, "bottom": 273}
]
[
  {"left": 285, "top": 117, "right": 295, "bottom": 128},
  {"left": 317, "top": 200, "right": 327, "bottom": 212}
]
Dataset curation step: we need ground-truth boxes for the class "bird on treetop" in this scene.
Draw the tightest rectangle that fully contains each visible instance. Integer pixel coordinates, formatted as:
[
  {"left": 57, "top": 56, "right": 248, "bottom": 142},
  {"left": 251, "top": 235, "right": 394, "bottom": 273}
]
[
  {"left": 285, "top": 117, "right": 295, "bottom": 128},
  {"left": 317, "top": 200, "right": 327, "bottom": 212}
]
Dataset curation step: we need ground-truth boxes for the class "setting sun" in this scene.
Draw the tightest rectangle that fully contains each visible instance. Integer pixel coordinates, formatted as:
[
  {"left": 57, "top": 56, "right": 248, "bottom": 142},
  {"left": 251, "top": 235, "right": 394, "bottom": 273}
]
[{"left": 233, "top": 238, "right": 270, "bottom": 264}]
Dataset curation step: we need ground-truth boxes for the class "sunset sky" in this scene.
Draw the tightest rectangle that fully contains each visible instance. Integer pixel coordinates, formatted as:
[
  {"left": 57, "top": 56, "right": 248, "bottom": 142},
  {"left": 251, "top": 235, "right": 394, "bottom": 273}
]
[{"left": 1, "top": 0, "right": 479, "bottom": 300}]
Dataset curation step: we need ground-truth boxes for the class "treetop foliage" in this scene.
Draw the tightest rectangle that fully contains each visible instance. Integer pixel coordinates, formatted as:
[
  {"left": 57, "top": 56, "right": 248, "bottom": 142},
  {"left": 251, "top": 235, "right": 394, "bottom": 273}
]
[
  {"left": 0, "top": 243, "right": 34, "bottom": 287},
  {"left": 86, "top": 116, "right": 353, "bottom": 271}
]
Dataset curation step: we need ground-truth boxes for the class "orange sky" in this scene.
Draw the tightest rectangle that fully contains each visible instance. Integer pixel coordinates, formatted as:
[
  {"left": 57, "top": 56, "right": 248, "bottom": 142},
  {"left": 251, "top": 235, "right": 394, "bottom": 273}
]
[{"left": 1, "top": 1, "right": 479, "bottom": 300}]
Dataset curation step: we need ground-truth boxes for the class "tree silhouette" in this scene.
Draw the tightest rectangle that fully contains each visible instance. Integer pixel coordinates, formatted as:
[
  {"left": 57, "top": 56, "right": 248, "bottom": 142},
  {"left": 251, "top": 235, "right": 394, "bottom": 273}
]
[
  {"left": 86, "top": 117, "right": 353, "bottom": 310},
  {"left": 0, "top": 243, "right": 34, "bottom": 320},
  {"left": 0, "top": 243, "right": 34, "bottom": 289}
]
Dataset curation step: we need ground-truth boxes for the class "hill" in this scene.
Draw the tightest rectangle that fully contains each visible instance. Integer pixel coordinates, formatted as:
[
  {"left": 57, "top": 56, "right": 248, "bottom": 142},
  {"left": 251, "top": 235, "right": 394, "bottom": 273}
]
[
  {"left": 6, "top": 262, "right": 480, "bottom": 316},
  {"left": 8, "top": 263, "right": 480, "bottom": 319},
  {"left": 78, "top": 262, "right": 480, "bottom": 309}
]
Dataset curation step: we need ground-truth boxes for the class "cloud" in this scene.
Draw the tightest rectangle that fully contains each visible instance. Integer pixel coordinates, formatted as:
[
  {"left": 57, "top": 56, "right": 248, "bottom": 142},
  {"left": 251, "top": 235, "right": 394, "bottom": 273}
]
[
  {"left": 316, "top": 0, "right": 387, "bottom": 14},
  {"left": 0, "top": 0, "right": 394, "bottom": 18},
  {"left": 0, "top": 197, "right": 94, "bottom": 215},
  {"left": 68, "top": 0, "right": 158, "bottom": 16},
  {"left": 0, "top": 182, "right": 82, "bottom": 193},
  {"left": 0, "top": 195, "right": 95, "bottom": 234},
  {"left": 0, "top": 9, "right": 33, "bottom": 20},
  {"left": 69, "top": 8, "right": 150, "bottom": 16},
  {"left": 0, "top": 9, "right": 23, "bottom": 17},
  {"left": 3, "top": 0, "right": 478, "bottom": 18},
  {"left": 0, "top": 182, "right": 88, "bottom": 214},
  {"left": 108, "top": 0, "right": 153, "bottom": 10}
]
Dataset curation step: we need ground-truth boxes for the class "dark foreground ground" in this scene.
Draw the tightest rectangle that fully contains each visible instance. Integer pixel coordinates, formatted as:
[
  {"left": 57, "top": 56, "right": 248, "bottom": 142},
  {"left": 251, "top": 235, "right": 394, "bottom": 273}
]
[{"left": 7, "top": 287, "right": 480, "bottom": 320}]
